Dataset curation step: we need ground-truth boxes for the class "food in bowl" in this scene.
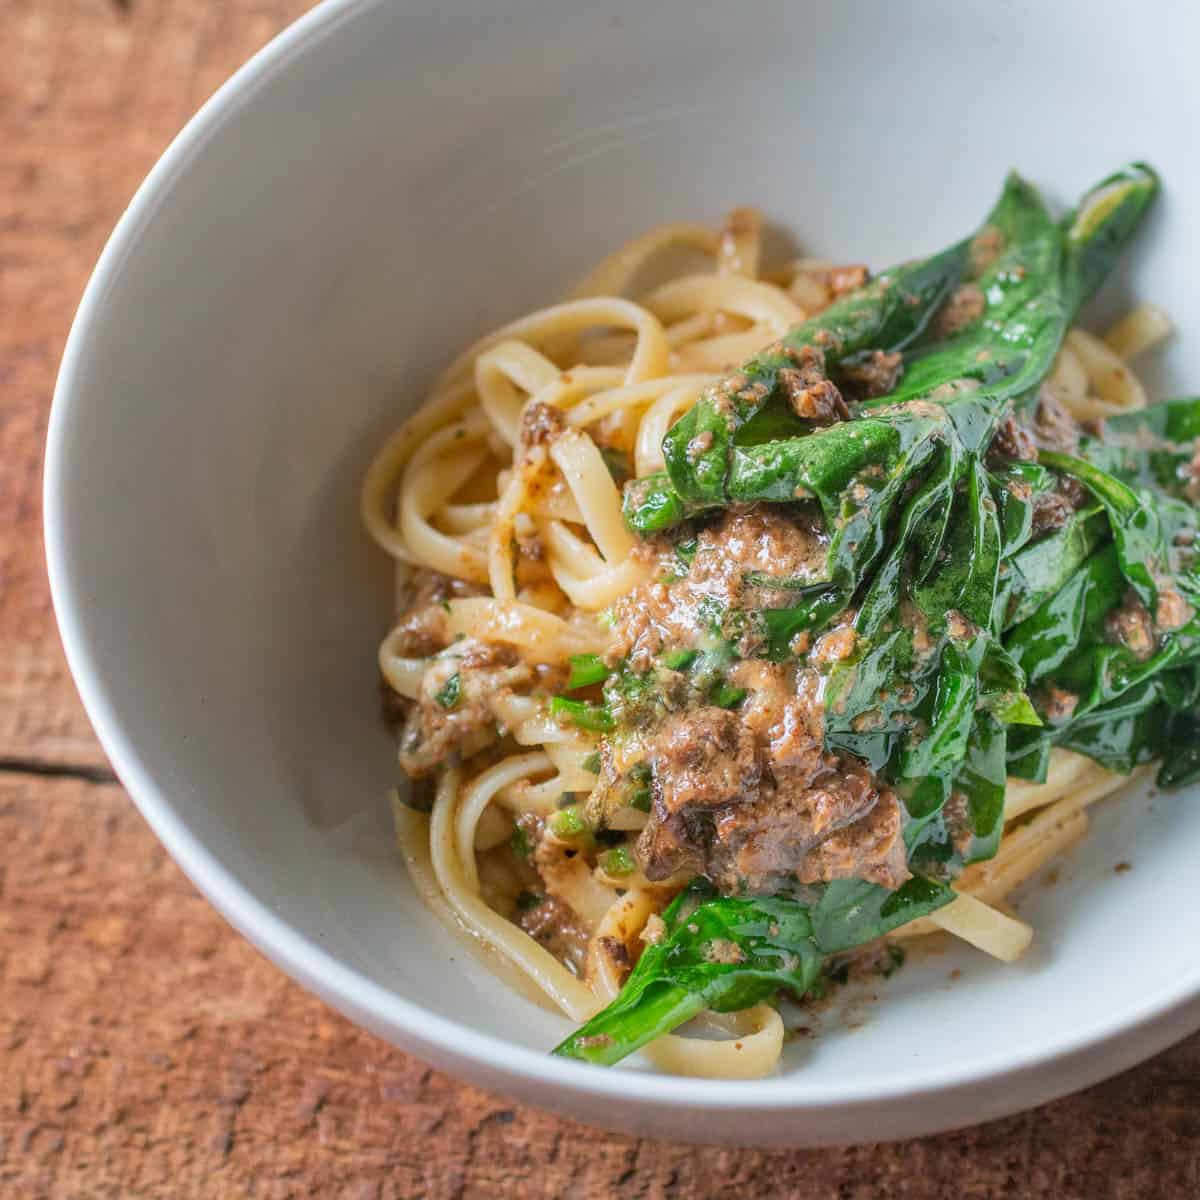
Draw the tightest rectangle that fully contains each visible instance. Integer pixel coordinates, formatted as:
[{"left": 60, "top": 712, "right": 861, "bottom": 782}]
[{"left": 362, "top": 163, "right": 1198, "bottom": 1077}]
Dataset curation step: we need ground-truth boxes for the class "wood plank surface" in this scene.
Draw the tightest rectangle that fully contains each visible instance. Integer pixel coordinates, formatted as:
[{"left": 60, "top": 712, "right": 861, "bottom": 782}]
[
  {"left": 3, "top": 0, "right": 296, "bottom": 770},
  {"left": 1, "top": 2, "right": 1197, "bottom": 1196},
  {"left": 2, "top": 775, "right": 1198, "bottom": 1200}
]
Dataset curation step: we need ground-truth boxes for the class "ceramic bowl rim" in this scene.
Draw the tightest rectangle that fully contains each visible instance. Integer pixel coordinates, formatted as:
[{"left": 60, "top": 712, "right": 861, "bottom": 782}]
[{"left": 42, "top": 0, "right": 1200, "bottom": 1117}]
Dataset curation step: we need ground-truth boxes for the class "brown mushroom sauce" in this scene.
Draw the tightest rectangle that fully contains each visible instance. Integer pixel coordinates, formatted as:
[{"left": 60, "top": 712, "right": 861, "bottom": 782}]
[{"left": 591, "top": 508, "right": 909, "bottom": 897}]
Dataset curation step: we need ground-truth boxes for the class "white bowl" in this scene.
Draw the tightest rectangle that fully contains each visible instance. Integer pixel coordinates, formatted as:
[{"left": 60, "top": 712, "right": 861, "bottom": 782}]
[{"left": 45, "top": 0, "right": 1200, "bottom": 1146}]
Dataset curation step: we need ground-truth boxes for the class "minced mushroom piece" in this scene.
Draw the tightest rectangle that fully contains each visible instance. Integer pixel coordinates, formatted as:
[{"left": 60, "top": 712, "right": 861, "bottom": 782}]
[
  {"left": 930, "top": 283, "right": 986, "bottom": 339},
  {"left": 777, "top": 345, "right": 849, "bottom": 425},
  {"left": 636, "top": 707, "right": 760, "bottom": 880},
  {"left": 990, "top": 415, "right": 1040, "bottom": 463},
  {"left": 840, "top": 350, "right": 904, "bottom": 399},
  {"left": 518, "top": 895, "right": 590, "bottom": 976},
  {"left": 686, "top": 431, "right": 714, "bottom": 462},
  {"left": 1105, "top": 591, "right": 1157, "bottom": 661},
  {"left": 1029, "top": 490, "right": 1075, "bottom": 535},
  {"left": 1032, "top": 387, "right": 1082, "bottom": 453},
  {"left": 593, "top": 935, "right": 632, "bottom": 976},
  {"left": 608, "top": 508, "right": 830, "bottom": 668},
  {"left": 827, "top": 264, "right": 869, "bottom": 297},
  {"left": 969, "top": 225, "right": 1005, "bottom": 276},
  {"left": 519, "top": 400, "right": 566, "bottom": 450},
  {"left": 399, "top": 639, "right": 532, "bottom": 776},
  {"left": 946, "top": 610, "right": 975, "bottom": 641},
  {"left": 704, "top": 938, "right": 746, "bottom": 965},
  {"left": 641, "top": 913, "right": 667, "bottom": 946},
  {"left": 1039, "top": 685, "right": 1079, "bottom": 724},
  {"left": 1155, "top": 586, "right": 1193, "bottom": 632},
  {"left": 388, "top": 569, "right": 486, "bottom": 658},
  {"left": 811, "top": 623, "right": 857, "bottom": 666},
  {"left": 709, "top": 767, "right": 907, "bottom": 894}
]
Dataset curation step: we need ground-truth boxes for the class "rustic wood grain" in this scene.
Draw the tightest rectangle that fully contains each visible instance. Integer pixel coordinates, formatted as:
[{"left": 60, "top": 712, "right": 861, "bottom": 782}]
[
  {"left": 2, "top": 774, "right": 1197, "bottom": 1200},
  {"left": 1, "top": 0, "right": 302, "bottom": 769},
  {"left": 1, "top": 1, "right": 1198, "bottom": 1197}
]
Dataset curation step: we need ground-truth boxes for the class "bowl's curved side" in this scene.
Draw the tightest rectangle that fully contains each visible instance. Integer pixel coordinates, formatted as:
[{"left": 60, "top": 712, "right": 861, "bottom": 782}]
[{"left": 44, "top": 0, "right": 1200, "bottom": 1145}]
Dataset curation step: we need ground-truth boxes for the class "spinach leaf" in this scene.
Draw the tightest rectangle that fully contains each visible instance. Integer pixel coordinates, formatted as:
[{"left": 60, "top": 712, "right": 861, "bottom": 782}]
[
  {"left": 558, "top": 165, "right": 1193, "bottom": 1072},
  {"left": 1039, "top": 451, "right": 1167, "bottom": 610},
  {"left": 552, "top": 876, "right": 952, "bottom": 1066},
  {"left": 1159, "top": 703, "right": 1200, "bottom": 787}
]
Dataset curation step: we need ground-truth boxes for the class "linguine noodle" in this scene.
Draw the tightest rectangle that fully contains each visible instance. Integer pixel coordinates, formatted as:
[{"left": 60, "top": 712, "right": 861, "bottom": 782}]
[{"left": 364, "top": 208, "right": 1171, "bottom": 1077}]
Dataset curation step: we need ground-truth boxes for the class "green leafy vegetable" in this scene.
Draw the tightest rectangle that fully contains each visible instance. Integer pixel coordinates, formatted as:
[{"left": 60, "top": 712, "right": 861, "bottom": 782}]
[
  {"left": 510, "top": 825, "right": 531, "bottom": 861},
  {"left": 1159, "top": 710, "right": 1200, "bottom": 787},
  {"left": 433, "top": 672, "right": 461, "bottom": 710},
  {"left": 628, "top": 790, "right": 652, "bottom": 813},
  {"left": 709, "top": 681, "right": 748, "bottom": 709},
  {"left": 1038, "top": 450, "right": 1167, "bottom": 610},
  {"left": 627, "top": 164, "right": 1163, "bottom": 879},
  {"left": 600, "top": 847, "right": 636, "bottom": 877},
  {"left": 625, "top": 166, "right": 1158, "bottom": 540},
  {"left": 660, "top": 648, "right": 699, "bottom": 671},
  {"left": 551, "top": 807, "right": 588, "bottom": 839},
  {"left": 549, "top": 696, "right": 616, "bottom": 733},
  {"left": 553, "top": 877, "right": 953, "bottom": 1066},
  {"left": 553, "top": 163, "right": 1200, "bottom": 1072},
  {"left": 566, "top": 653, "right": 612, "bottom": 691},
  {"left": 660, "top": 220, "right": 979, "bottom": 511},
  {"left": 601, "top": 446, "right": 633, "bottom": 484}
]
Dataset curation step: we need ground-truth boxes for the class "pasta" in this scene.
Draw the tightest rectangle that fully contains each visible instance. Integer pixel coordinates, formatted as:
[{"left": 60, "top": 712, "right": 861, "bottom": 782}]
[{"left": 364, "top": 164, "right": 1197, "bottom": 1078}]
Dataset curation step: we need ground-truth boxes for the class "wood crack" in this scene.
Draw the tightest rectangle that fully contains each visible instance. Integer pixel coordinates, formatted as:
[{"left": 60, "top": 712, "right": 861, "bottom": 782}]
[{"left": 0, "top": 756, "right": 118, "bottom": 785}]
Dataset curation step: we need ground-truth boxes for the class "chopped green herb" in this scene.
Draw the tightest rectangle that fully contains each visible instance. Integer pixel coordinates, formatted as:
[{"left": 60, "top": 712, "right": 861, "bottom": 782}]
[
  {"left": 675, "top": 537, "right": 699, "bottom": 565},
  {"left": 557, "top": 790, "right": 588, "bottom": 809},
  {"left": 581, "top": 752, "right": 602, "bottom": 774},
  {"left": 743, "top": 570, "right": 820, "bottom": 591},
  {"left": 619, "top": 762, "right": 654, "bottom": 813},
  {"left": 600, "top": 847, "right": 636, "bottom": 877},
  {"left": 566, "top": 653, "right": 611, "bottom": 691},
  {"left": 603, "top": 663, "right": 660, "bottom": 725},
  {"left": 434, "top": 672, "right": 461, "bottom": 710},
  {"left": 551, "top": 807, "right": 588, "bottom": 839},
  {"left": 515, "top": 889, "right": 542, "bottom": 912},
  {"left": 628, "top": 786, "right": 652, "bottom": 813},
  {"left": 601, "top": 447, "right": 633, "bottom": 484},
  {"left": 710, "top": 682, "right": 748, "bottom": 709},
  {"left": 550, "top": 696, "right": 616, "bottom": 733},
  {"left": 510, "top": 825, "right": 531, "bottom": 861},
  {"left": 660, "top": 648, "right": 699, "bottom": 671}
]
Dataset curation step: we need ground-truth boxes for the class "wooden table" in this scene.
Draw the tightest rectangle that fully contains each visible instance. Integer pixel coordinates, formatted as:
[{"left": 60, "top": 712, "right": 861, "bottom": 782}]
[{"left": 3, "top": 2, "right": 1198, "bottom": 1195}]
